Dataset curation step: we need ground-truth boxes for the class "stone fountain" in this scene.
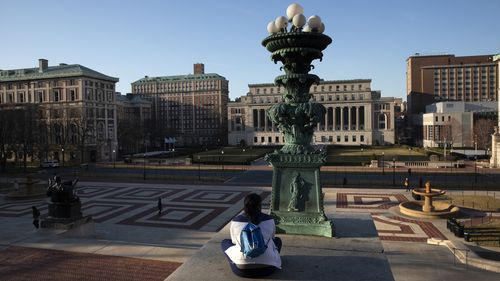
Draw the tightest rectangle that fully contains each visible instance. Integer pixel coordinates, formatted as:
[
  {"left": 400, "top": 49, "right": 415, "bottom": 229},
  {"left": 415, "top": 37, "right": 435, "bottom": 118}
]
[
  {"left": 5, "top": 175, "right": 44, "bottom": 199},
  {"left": 399, "top": 181, "right": 460, "bottom": 219}
]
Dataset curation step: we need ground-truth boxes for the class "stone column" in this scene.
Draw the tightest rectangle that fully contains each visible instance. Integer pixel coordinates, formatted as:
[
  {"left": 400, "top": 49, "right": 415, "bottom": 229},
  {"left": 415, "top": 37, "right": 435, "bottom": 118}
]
[
  {"left": 348, "top": 106, "right": 352, "bottom": 130},
  {"left": 340, "top": 107, "right": 344, "bottom": 131}
]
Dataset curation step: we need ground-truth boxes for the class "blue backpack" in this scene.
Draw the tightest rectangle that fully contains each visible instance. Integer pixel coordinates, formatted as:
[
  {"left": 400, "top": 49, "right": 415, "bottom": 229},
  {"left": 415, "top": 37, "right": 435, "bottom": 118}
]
[{"left": 240, "top": 223, "right": 268, "bottom": 258}]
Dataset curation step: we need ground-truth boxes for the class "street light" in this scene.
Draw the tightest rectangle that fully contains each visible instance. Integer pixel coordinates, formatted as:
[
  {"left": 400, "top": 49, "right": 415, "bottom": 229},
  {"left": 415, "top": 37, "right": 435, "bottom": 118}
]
[
  {"left": 112, "top": 149, "right": 116, "bottom": 169},
  {"left": 197, "top": 156, "right": 201, "bottom": 181},
  {"left": 221, "top": 150, "right": 225, "bottom": 174},
  {"left": 143, "top": 152, "right": 146, "bottom": 180},
  {"left": 392, "top": 158, "right": 396, "bottom": 187},
  {"left": 474, "top": 156, "right": 477, "bottom": 183},
  {"left": 382, "top": 152, "right": 385, "bottom": 175},
  {"left": 361, "top": 148, "right": 364, "bottom": 166},
  {"left": 61, "top": 148, "right": 65, "bottom": 167}
]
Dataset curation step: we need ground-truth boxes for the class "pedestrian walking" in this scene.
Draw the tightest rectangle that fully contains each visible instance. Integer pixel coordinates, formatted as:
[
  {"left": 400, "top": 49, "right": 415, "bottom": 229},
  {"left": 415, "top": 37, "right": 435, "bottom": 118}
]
[
  {"left": 157, "top": 197, "right": 163, "bottom": 215},
  {"left": 32, "top": 206, "right": 40, "bottom": 229},
  {"left": 404, "top": 177, "right": 410, "bottom": 192}
]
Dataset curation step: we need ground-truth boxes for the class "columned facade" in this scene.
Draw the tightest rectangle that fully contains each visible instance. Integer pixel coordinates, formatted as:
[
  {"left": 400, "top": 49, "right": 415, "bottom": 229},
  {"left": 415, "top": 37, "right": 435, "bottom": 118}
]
[{"left": 228, "top": 79, "right": 401, "bottom": 146}]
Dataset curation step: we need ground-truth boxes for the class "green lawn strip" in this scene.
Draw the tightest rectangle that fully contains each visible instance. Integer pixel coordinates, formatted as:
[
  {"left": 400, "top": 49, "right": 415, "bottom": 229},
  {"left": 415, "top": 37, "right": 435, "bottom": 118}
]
[{"left": 438, "top": 195, "right": 500, "bottom": 212}]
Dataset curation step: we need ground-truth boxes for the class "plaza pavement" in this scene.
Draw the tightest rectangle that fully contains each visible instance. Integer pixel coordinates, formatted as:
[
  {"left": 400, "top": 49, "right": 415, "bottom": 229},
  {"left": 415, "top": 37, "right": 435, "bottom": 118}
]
[{"left": 0, "top": 181, "right": 499, "bottom": 280}]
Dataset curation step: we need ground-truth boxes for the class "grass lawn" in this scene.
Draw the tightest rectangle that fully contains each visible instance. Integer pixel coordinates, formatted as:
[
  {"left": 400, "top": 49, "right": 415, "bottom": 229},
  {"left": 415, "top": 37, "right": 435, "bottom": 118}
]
[
  {"left": 439, "top": 195, "right": 500, "bottom": 212},
  {"left": 192, "top": 147, "right": 276, "bottom": 164},
  {"left": 326, "top": 146, "right": 429, "bottom": 166}
]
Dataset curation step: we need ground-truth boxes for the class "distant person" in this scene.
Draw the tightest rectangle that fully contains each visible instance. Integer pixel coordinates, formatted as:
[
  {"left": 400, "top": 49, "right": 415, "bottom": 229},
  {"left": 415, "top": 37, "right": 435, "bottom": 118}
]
[
  {"left": 221, "top": 193, "right": 282, "bottom": 278},
  {"left": 404, "top": 177, "right": 410, "bottom": 192},
  {"left": 157, "top": 197, "right": 163, "bottom": 215},
  {"left": 32, "top": 206, "right": 40, "bottom": 229}
]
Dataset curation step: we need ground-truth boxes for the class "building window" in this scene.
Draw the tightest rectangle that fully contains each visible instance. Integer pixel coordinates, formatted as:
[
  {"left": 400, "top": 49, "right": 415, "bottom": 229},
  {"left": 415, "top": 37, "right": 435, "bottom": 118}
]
[
  {"left": 275, "top": 136, "right": 279, "bottom": 143},
  {"left": 268, "top": 136, "right": 272, "bottom": 143},
  {"left": 344, "top": 135, "right": 348, "bottom": 142},
  {"left": 70, "top": 90, "right": 76, "bottom": 101},
  {"left": 360, "top": 135, "right": 364, "bottom": 142},
  {"left": 337, "top": 136, "right": 341, "bottom": 142},
  {"left": 352, "top": 135, "right": 356, "bottom": 142},
  {"left": 261, "top": 136, "right": 265, "bottom": 143},
  {"left": 54, "top": 90, "right": 60, "bottom": 102}
]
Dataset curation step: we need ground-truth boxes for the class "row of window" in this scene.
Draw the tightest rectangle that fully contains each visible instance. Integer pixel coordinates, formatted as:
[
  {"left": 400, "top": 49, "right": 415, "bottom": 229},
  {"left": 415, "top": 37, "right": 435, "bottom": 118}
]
[
  {"left": 251, "top": 93, "right": 366, "bottom": 104},
  {"left": 252, "top": 134, "right": 366, "bottom": 144},
  {"left": 254, "top": 84, "right": 366, "bottom": 94}
]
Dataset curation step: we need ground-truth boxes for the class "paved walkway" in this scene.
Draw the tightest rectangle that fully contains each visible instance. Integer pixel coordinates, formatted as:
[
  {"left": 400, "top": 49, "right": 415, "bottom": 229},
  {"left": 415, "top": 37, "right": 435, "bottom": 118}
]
[
  {"left": 1, "top": 182, "right": 499, "bottom": 280},
  {"left": 0, "top": 246, "right": 180, "bottom": 281}
]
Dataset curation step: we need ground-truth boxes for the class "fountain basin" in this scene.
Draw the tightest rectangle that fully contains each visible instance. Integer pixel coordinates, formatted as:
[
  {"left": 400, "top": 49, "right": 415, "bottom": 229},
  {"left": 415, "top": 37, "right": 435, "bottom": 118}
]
[
  {"left": 399, "top": 201, "right": 460, "bottom": 219},
  {"left": 412, "top": 188, "right": 445, "bottom": 197}
]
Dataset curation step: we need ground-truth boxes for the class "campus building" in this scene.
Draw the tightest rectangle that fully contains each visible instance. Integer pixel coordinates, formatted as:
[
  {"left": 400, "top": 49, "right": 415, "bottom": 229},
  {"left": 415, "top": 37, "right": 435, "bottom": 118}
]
[
  {"left": 406, "top": 53, "right": 498, "bottom": 144},
  {"left": 0, "top": 59, "right": 119, "bottom": 162},
  {"left": 131, "top": 63, "right": 229, "bottom": 146},
  {"left": 422, "top": 101, "right": 497, "bottom": 150},
  {"left": 115, "top": 93, "right": 152, "bottom": 154},
  {"left": 228, "top": 79, "right": 402, "bottom": 146}
]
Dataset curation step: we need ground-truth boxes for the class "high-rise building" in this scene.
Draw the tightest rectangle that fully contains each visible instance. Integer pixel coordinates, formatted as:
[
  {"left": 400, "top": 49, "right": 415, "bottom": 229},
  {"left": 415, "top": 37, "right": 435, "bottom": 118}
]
[
  {"left": 131, "top": 64, "right": 229, "bottom": 146},
  {"left": 406, "top": 53, "right": 497, "bottom": 115},
  {"left": 228, "top": 79, "right": 402, "bottom": 146},
  {"left": 406, "top": 53, "right": 498, "bottom": 145},
  {"left": 0, "top": 59, "right": 119, "bottom": 163}
]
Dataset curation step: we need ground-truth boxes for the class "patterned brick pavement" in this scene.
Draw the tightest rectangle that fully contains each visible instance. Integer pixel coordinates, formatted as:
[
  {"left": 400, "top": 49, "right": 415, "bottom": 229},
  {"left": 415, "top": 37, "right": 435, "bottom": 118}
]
[
  {"left": 372, "top": 213, "right": 447, "bottom": 242},
  {"left": 0, "top": 246, "right": 181, "bottom": 281},
  {"left": 335, "top": 192, "right": 447, "bottom": 243},
  {"left": 0, "top": 184, "right": 270, "bottom": 232},
  {"left": 336, "top": 192, "right": 408, "bottom": 209}
]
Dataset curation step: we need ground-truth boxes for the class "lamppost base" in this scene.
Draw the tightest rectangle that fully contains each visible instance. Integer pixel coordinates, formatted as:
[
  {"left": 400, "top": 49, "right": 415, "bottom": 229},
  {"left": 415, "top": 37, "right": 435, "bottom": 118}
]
[{"left": 266, "top": 152, "right": 334, "bottom": 238}]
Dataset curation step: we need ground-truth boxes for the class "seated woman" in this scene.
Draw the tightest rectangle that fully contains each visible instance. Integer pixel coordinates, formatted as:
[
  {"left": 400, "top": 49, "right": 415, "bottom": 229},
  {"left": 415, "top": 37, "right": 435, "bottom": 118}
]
[{"left": 221, "top": 193, "right": 282, "bottom": 278}]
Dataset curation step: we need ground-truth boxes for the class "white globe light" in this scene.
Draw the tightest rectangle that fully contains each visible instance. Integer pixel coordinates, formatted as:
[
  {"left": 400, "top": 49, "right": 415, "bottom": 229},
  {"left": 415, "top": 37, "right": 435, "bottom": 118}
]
[
  {"left": 267, "top": 20, "right": 279, "bottom": 33},
  {"left": 302, "top": 25, "right": 311, "bottom": 32},
  {"left": 292, "top": 14, "right": 306, "bottom": 28},
  {"left": 318, "top": 22, "right": 325, "bottom": 33},
  {"left": 275, "top": 16, "right": 288, "bottom": 30},
  {"left": 307, "top": 15, "right": 322, "bottom": 30},
  {"left": 286, "top": 3, "right": 304, "bottom": 20}
]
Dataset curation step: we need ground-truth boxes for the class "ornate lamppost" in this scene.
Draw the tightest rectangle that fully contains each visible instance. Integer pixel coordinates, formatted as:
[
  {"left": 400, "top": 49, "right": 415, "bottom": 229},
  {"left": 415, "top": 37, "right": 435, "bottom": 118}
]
[{"left": 263, "top": 3, "right": 333, "bottom": 237}]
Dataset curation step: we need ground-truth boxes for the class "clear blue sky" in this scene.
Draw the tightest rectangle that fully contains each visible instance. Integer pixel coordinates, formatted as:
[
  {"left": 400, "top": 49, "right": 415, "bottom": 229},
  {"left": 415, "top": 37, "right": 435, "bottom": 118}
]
[{"left": 1, "top": 0, "right": 499, "bottom": 101}]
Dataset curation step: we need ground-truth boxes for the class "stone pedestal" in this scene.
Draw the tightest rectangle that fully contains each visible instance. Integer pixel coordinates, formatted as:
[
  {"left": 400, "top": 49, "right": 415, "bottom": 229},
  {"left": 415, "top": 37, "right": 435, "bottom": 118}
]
[
  {"left": 266, "top": 152, "right": 334, "bottom": 237},
  {"left": 48, "top": 200, "right": 83, "bottom": 219},
  {"left": 490, "top": 129, "right": 500, "bottom": 168},
  {"left": 41, "top": 199, "right": 92, "bottom": 230},
  {"left": 422, "top": 196, "right": 435, "bottom": 212}
]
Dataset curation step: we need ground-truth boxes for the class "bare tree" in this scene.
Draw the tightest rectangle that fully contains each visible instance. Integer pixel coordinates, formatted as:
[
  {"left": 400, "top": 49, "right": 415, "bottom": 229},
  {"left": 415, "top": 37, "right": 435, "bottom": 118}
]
[{"left": 473, "top": 118, "right": 496, "bottom": 153}]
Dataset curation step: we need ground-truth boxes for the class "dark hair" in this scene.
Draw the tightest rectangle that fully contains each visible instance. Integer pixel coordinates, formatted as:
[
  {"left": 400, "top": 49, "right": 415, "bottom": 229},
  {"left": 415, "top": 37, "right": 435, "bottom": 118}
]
[{"left": 244, "top": 193, "right": 262, "bottom": 224}]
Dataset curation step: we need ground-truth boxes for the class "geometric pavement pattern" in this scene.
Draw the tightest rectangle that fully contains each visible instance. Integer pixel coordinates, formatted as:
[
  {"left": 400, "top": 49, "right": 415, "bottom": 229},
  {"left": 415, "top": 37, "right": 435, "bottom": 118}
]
[
  {"left": 336, "top": 192, "right": 409, "bottom": 209},
  {"left": 0, "top": 184, "right": 270, "bottom": 232},
  {"left": 336, "top": 192, "right": 446, "bottom": 243},
  {"left": 372, "top": 213, "right": 447, "bottom": 242}
]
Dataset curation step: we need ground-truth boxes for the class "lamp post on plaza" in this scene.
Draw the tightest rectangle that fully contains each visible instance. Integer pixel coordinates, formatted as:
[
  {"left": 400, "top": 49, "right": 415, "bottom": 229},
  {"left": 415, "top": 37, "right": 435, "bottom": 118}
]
[
  {"left": 392, "top": 158, "right": 396, "bottom": 187},
  {"left": 197, "top": 156, "right": 201, "bottom": 181},
  {"left": 143, "top": 152, "right": 146, "bottom": 180},
  {"left": 61, "top": 148, "right": 65, "bottom": 167},
  {"left": 382, "top": 152, "right": 385, "bottom": 174},
  {"left": 112, "top": 149, "right": 116, "bottom": 169},
  {"left": 221, "top": 150, "right": 225, "bottom": 177},
  {"left": 474, "top": 156, "right": 478, "bottom": 183},
  {"left": 361, "top": 148, "right": 364, "bottom": 166}
]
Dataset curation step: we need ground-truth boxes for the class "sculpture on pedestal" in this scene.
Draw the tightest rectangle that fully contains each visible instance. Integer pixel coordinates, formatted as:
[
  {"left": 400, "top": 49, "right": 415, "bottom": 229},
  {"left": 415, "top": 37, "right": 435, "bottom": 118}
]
[
  {"left": 41, "top": 175, "right": 92, "bottom": 229},
  {"left": 262, "top": 3, "right": 333, "bottom": 237}
]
